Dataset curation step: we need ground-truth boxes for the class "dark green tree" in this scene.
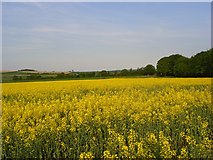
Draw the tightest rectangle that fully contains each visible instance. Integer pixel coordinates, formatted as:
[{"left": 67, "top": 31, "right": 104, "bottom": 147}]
[
  {"left": 120, "top": 69, "right": 129, "bottom": 76},
  {"left": 143, "top": 64, "right": 156, "bottom": 75},
  {"left": 189, "top": 49, "right": 213, "bottom": 77},
  {"left": 157, "top": 54, "right": 183, "bottom": 76},
  {"left": 173, "top": 56, "right": 190, "bottom": 77},
  {"left": 157, "top": 57, "right": 172, "bottom": 76},
  {"left": 100, "top": 70, "right": 109, "bottom": 77}
]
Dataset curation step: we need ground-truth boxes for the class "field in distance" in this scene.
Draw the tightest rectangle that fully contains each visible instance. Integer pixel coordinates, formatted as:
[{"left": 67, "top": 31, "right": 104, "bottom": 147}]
[
  {"left": 2, "top": 78, "right": 212, "bottom": 158},
  {"left": 0, "top": 70, "right": 59, "bottom": 82},
  {"left": 0, "top": 69, "right": 156, "bottom": 83}
]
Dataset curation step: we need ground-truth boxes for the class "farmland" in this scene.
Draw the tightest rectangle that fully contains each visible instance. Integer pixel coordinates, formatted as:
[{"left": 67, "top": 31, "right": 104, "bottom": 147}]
[{"left": 1, "top": 78, "right": 212, "bottom": 158}]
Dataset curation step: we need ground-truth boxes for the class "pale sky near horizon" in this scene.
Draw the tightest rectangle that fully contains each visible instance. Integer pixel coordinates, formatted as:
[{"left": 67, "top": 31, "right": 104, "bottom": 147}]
[{"left": 2, "top": 2, "right": 211, "bottom": 71}]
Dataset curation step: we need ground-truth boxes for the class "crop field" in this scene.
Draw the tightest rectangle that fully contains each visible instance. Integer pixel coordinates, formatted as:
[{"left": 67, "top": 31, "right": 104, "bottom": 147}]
[{"left": 1, "top": 78, "right": 212, "bottom": 158}]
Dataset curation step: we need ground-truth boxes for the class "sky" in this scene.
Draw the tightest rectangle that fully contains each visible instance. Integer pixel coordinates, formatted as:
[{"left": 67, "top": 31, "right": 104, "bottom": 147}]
[{"left": 2, "top": 2, "right": 211, "bottom": 71}]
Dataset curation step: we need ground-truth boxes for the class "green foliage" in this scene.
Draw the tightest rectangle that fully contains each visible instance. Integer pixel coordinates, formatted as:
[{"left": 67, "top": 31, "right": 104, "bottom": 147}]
[
  {"left": 120, "top": 69, "right": 129, "bottom": 76},
  {"left": 157, "top": 57, "right": 171, "bottom": 76},
  {"left": 189, "top": 49, "right": 213, "bottom": 77},
  {"left": 157, "top": 49, "right": 212, "bottom": 77},
  {"left": 143, "top": 64, "right": 156, "bottom": 75},
  {"left": 99, "top": 70, "right": 109, "bottom": 77},
  {"left": 173, "top": 57, "right": 190, "bottom": 77},
  {"left": 157, "top": 54, "right": 183, "bottom": 76}
]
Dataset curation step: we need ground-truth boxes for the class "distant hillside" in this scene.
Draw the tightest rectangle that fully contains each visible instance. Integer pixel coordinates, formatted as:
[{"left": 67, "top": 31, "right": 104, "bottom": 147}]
[
  {"left": 18, "top": 69, "right": 37, "bottom": 72},
  {"left": 1, "top": 70, "right": 59, "bottom": 82}
]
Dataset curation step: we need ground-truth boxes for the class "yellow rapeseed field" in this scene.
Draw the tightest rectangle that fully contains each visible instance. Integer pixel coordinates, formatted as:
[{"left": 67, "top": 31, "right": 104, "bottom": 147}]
[{"left": 1, "top": 78, "right": 212, "bottom": 158}]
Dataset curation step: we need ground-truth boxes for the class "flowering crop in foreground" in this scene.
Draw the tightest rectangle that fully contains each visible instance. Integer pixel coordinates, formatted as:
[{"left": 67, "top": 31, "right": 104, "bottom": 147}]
[{"left": 2, "top": 78, "right": 212, "bottom": 158}]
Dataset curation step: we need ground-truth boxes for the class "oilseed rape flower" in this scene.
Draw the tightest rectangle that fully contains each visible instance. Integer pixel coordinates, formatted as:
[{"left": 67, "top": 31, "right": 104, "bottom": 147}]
[
  {"left": 103, "top": 150, "right": 118, "bottom": 159},
  {"left": 2, "top": 78, "right": 212, "bottom": 158},
  {"left": 79, "top": 152, "right": 94, "bottom": 159},
  {"left": 178, "top": 147, "right": 188, "bottom": 158}
]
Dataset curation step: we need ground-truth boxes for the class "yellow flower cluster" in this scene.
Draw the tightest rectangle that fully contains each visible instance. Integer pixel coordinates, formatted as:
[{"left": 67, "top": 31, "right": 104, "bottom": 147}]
[
  {"left": 103, "top": 150, "right": 118, "bottom": 159},
  {"left": 79, "top": 152, "right": 94, "bottom": 159},
  {"left": 1, "top": 78, "right": 212, "bottom": 158}
]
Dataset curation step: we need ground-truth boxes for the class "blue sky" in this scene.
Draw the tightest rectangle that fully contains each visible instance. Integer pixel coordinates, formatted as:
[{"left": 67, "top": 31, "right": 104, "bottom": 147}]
[{"left": 2, "top": 2, "right": 211, "bottom": 71}]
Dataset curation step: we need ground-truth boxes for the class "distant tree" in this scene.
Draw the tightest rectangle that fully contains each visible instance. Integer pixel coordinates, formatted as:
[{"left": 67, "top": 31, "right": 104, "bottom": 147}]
[
  {"left": 95, "top": 72, "right": 100, "bottom": 77},
  {"left": 189, "top": 49, "right": 212, "bottom": 77},
  {"left": 120, "top": 69, "right": 129, "bottom": 76},
  {"left": 157, "top": 54, "right": 183, "bottom": 76},
  {"left": 79, "top": 72, "right": 86, "bottom": 78},
  {"left": 129, "top": 68, "right": 133, "bottom": 76},
  {"left": 157, "top": 49, "right": 213, "bottom": 77},
  {"left": 173, "top": 56, "right": 190, "bottom": 77},
  {"left": 138, "top": 67, "right": 145, "bottom": 75},
  {"left": 100, "top": 70, "right": 109, "bottom": 77},
  {"left": 19, "top": 69, "right": 37, "bottom": 72},
  {"left": 56, "top": 72, "right": 65, "bottom": 78},
  {"left": 157, "top": 57, "right": 172, "bottom": 76},
  {"left": 143, "top": 64, "right": 156, "bottom": 75},
  {"left": 87, "top": 72, "right": 95, "bottom": 77}
]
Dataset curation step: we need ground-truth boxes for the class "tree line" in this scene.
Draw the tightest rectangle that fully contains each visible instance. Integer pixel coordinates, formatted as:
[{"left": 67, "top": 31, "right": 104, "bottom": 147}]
[
  {"left": 12, "top": 48, "right": 212, "bottom": 81},
  {"left": 52, "top": 48, "right": 212, "bottom": 79},
  {"left": 55, "top": 64, "right": 156, "bottom": 79},
  {"left": 157, "top": 48, "right": 212, "bottom": 77}
]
